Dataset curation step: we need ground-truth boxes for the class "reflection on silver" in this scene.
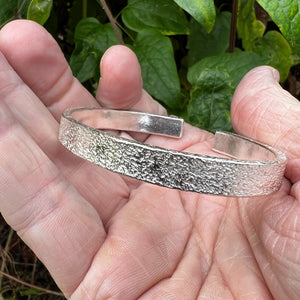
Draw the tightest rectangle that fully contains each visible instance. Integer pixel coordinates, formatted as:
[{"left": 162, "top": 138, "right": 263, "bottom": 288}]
[{"left": 58, "top": 108, "right": 287, "bottom": 197}]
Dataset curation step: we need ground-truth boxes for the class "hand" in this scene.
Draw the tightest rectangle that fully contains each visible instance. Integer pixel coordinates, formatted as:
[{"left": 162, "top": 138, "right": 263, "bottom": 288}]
[{"left": 0, "top": 20, "right": 299, "bottom": 300}]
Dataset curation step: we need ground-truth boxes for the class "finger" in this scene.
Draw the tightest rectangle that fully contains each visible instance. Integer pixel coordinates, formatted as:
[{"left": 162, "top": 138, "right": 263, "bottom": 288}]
[
  {"left": 0, "top": 20, "right": 98, "bottom": 120},
  {"left": 97, "top": 45, "right": 167, "bottom": 115},
  {"left": 0, "top": 20, "right": 164, "bottom": 147},
  {"left": 0, "top": 102, "right": 106, "bottom": 297},
  {"left": 0, "top": 21, "right": 130, "bottom": 222},
  {"left": 231, "top": 66, "right": 300, "bottom": 160},
  {"left": 97, "top": 46, "right": 214, "bottom": 149},
  {"left": 97, "top": 45, "right": 143, "bottom": 108}
]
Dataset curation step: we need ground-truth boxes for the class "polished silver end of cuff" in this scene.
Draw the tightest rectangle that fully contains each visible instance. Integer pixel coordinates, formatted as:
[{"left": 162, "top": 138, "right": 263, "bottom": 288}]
[{"left": 58, "top": 107, "right": 287, "bottom": 197}]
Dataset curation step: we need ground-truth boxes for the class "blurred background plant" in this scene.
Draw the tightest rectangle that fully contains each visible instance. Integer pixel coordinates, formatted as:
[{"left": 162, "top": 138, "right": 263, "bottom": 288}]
[{"left": 0, "top": 0, "right": 299, "bottom": 298}]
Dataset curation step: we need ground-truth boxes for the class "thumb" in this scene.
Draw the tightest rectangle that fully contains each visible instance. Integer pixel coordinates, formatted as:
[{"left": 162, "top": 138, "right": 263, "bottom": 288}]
[{"left": 231, "top": 66, "right": 300, "bottom": 159}]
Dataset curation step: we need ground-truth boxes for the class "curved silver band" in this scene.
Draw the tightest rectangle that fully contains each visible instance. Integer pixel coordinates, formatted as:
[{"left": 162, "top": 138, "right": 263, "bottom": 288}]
[{"left": 58, "top": 108, "right": 286, "bottom": 197}]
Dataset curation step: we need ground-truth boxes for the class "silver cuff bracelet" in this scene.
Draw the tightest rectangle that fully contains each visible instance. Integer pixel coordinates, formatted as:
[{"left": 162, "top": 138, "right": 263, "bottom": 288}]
[{"left": 58, "top": 108, "right": 287, "bottom": 197}]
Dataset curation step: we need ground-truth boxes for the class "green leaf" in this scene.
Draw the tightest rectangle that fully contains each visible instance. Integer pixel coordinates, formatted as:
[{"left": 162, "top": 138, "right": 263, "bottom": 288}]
[
  {"left": 237, "top": 0, "right": 293, "bottom": 80},
  {"left": 173, "top": 0, "right": 216, "bottom": 33},
  {"left": 237, "top": 0, "right": 265, "bottom": 50},
  {"left": 0, "top": 0, "right": 31, "bottom": 27},
  {"left": 131, "top": 30, "right": 181, "bottom": 109},
  {"left": 187, "top": 51, "right": 269, "bottom": 132},
  {"left": 122, "top": 0, "right": 189, "bottom": 35},
  {"left": 19, "top": 288, "right": 43, "bottom": 296},
  {"left": 0, "top": 296, "right": 16, "bottom": 300},
  {"left": 256, "top": 0, "right": 300, "bottom": 56},
  {"left": 27, "top": 0, "right": 53, "bottom": 25},
  {"left": 70, "top": 18, "right": 119, "bottom": 83},
  {"left": 188, "top": 50, "right": 268, "bottom": 88},
  {"left": 187, "top": 68, "right": 233, "bottom": 132},
  {"left": 251, "top": 31, "right": 293, "bottom": 81},
  {"left": 71, "top": 52, "right": 98, "bottom": 83},
  {"left": 0, "top": 0, "right": 17, "bottom": 26},
  {"left": 187, "top": 11, "right": 231, "bottom": 66}
]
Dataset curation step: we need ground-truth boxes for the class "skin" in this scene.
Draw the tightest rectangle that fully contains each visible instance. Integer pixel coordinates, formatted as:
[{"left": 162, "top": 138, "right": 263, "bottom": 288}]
[{"left": 0, "top": 20, "right": 300, "bottom": 300}]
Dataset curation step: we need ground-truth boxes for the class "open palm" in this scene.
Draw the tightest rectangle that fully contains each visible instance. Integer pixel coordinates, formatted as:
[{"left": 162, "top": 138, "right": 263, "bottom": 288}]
[{"left": 1, "top": 21, "right": 300, "bottom": 300}]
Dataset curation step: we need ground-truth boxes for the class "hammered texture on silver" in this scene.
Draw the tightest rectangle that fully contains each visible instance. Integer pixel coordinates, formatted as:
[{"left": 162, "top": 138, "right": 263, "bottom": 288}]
[{"left": 59, "top": 116, "right": 286, "bottom": 197}]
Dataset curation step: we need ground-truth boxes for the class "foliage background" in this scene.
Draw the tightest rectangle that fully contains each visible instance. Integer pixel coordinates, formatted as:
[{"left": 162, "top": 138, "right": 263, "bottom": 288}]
[{"left": 0, "top": 0, "right": 300, "bottom": 298}]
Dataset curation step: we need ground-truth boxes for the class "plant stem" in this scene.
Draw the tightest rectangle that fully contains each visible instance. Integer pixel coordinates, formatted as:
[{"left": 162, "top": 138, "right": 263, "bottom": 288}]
[
  {"left": 0, "top": 228, "right": 14, "bottom": 289},
  {"left": 229, "top": 0, "right": 238, "bottom": 52},
  {"left": 0, "top": 269, "right": 64, "bottom": 297},
  {"left": 82, "top": 0, "right": 87, "bottom": 19},
  {"left": 28, "top": 256, "right": 38, "bottom": 300},
  {"left": 99, "top": 0, "right": 124, "bottom": 45}
]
